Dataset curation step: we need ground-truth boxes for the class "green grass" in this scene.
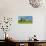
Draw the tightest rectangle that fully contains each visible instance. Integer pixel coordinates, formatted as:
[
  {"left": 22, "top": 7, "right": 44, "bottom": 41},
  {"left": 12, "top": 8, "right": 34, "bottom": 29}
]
[{"left": 18, "top": 20, "right": 32, "bottom": 24}]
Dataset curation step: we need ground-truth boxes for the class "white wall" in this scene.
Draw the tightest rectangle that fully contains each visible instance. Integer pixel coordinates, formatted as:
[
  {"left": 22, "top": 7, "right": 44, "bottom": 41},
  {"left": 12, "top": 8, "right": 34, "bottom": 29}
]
[
  {"left": 0, "top": 0, "right": 46, "bottom": 40},
  {"left": 0, "top": 16, "right": 45, "bottom": 40},
  {"left": 32, "top": 16, "right": 45, "bottom": 40},
  {"left": 44, "top": 16, "right": 46, "bottom": 40},
  {"left": 7, "top": 16, "right": 44, "bottom": 40}
]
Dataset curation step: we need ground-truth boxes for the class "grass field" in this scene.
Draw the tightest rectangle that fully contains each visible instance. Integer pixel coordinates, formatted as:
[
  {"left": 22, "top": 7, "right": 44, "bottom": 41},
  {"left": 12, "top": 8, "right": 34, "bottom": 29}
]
[{"left": 18, "top": 20, "right": 32, "bottom": 24}]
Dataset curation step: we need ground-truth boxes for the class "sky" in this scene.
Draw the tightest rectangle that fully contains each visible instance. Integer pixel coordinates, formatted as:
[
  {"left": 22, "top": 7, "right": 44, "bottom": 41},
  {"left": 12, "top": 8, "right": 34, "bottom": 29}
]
[{"left": 18, "top": 16, "right": 32, "bottom": 20}]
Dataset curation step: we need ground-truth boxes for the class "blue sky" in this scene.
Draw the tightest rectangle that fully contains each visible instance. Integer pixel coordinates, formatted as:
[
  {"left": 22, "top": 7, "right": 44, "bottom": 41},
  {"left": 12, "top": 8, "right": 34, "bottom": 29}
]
[{"left": 18, "top": 16, "right": 32, "bottom": 20}]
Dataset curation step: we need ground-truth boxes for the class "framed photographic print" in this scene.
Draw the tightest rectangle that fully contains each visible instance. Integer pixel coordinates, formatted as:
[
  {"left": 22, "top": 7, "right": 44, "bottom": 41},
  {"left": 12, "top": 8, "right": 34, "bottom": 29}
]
[{"left": 18, "top": 16, "right": 33, "bottom": 24}]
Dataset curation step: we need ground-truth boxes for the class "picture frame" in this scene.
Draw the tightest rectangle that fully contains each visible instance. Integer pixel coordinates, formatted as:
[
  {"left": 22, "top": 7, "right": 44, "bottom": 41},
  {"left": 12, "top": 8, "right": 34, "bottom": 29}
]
[{"left": 18, "top": 16, "right": 33, "bottom": 24}]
